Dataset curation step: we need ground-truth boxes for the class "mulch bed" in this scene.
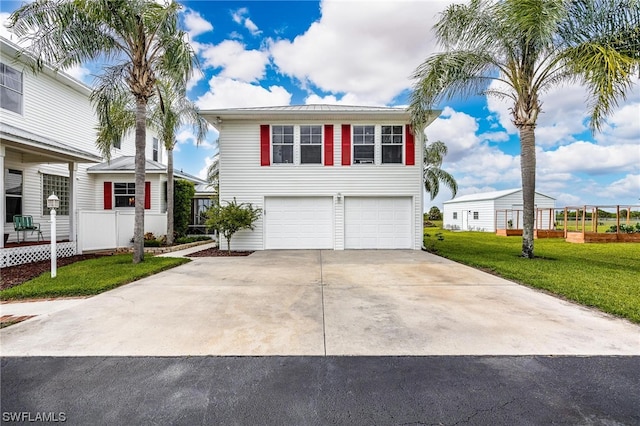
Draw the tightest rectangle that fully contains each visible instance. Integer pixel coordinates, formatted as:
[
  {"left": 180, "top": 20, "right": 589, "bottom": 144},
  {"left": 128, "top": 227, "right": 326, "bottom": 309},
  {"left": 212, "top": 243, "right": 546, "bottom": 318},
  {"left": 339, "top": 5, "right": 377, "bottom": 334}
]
[{"left": 187, "top": 247, "right": 254, "bottom": 257}]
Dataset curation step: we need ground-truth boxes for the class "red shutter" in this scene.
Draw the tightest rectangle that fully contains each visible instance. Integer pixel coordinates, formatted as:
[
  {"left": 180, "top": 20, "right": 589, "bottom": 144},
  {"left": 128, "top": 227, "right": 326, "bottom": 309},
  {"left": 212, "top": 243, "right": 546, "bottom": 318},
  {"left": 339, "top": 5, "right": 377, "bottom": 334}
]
[
  {"left": 341, "top": 124, "right": 351, "bottom": 166},
  {"left": 260, "top": 124, "right": 270, "bottom": 166},
  {"left": 103, "top": 182, "right": 112, "bottom": 210},
  {"left": 405, "top": 124, "right": 415, "bottom": 166},
  {"left": 144, "top": 182, "right": 151, "bottom": 209},
  {"left": 324, "top": 124, "right": 334, "bottom": 166}
]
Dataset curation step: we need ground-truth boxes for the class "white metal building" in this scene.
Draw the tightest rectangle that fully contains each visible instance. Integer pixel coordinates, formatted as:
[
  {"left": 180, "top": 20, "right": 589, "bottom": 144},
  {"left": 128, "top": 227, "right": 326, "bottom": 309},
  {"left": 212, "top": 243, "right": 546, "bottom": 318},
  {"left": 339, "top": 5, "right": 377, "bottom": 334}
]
[
  {"left": 442, "top": 188, "right": 556, "bottom": 232},
  {"left": 203, "top": 105, "right": 440, "bottom": 250}
]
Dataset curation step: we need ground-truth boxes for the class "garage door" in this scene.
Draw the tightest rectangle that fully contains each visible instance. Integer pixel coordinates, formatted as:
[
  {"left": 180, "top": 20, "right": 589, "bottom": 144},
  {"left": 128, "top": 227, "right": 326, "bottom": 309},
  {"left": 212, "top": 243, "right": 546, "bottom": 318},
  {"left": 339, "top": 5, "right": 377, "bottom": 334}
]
[
  {"left": 345, "top": 197, "right": 412, "bottom": 249},
  {"left": 265, "top": 197, "right": 333, "bottom": 249}
]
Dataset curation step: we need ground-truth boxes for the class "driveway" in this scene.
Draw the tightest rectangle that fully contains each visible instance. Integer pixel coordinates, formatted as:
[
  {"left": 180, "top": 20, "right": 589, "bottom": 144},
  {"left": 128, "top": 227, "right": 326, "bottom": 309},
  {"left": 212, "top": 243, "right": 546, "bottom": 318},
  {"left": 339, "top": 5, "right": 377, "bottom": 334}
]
[{"left": 1, "top": 250, "right": 638, "bottom": 356}]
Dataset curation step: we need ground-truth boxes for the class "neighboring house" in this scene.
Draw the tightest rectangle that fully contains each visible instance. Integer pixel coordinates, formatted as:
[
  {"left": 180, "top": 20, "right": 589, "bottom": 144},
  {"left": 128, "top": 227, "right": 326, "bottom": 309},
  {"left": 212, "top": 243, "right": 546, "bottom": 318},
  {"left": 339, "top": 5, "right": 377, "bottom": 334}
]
[
  {"left": 202, "top": 105, "right": 440, "bottom": 250},
  {"left": 0, "top": 37, "right": 210, "bottom": 266},
  {"left": 442, "top": 188, "right": 556, "bottom": 232}
]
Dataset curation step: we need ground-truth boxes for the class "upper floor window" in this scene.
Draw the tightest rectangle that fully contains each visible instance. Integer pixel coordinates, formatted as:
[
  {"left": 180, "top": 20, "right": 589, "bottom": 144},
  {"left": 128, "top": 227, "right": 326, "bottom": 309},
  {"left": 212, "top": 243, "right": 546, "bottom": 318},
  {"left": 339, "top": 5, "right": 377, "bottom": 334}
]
[
  {"left": 381, "top": 125, "right": 403, "bottom": 164},
  {"left": 0, "top": 63, "right": 23, "bottom": 114},
  {"left": 272, "top": 125, "right": 294, "bottom": 164},
  {"left": 300, "top": 125, "right": 322, "bottom": 164},
  {"left": 5, "top": 169, "right": 22, "bottom": 223},
  {"left": 114, "top": 183, "right": 136, "bottom": 207},
  {"left": 353, "top": 125, "right": 374, "bottom": 164},
  {"left": 152, "top": 138, "right": 159, "bottom": 162},
  {"left": 42, "top": 174, "right": 69, "bottom": 215}
]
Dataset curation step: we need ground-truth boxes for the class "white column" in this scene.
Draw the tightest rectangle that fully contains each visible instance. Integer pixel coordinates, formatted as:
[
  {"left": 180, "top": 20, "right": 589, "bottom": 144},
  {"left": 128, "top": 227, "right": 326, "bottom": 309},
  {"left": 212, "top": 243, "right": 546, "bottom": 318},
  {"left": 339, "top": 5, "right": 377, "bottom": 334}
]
[
  {"left": 68, "top": 162, "right": 77, "bottom": 251},
  {"left": 0, "top": 144, "right": 5, "bottom": 249}
]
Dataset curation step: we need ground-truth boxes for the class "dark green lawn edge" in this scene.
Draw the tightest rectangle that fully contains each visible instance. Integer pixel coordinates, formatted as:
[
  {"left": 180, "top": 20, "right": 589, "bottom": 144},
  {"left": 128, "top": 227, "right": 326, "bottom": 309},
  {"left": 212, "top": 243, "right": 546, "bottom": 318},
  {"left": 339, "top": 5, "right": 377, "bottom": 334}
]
[{"left": 0, "top": 255, "right": 190, "bottom": 301}]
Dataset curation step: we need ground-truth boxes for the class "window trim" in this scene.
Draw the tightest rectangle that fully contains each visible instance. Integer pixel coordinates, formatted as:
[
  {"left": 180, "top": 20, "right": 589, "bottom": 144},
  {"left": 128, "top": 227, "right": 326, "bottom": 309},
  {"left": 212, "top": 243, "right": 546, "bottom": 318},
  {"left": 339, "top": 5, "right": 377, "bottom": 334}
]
[
  {"left": 381, "top": 125, "right": 404, "bottom": 164},
  {"left": 299, "top": 124, "right": 323, "bottom": 165},
  {"left": 5, "top": 168, "right": 23, "bottom": 223},
  {"left": 0, "top": 62, "right": 23, "bottom": 115},
  {"left": 352, "top": 124, "right": 375, "bottom": 165},
  {"left": 114, "top": 182, "right": 136, "bottom": 208},
  {"left": 271, "top": 125, "right": 295, "bottom": 165},
  {"left": 152, "top": 137, "right": 159, "bottom": 162}
]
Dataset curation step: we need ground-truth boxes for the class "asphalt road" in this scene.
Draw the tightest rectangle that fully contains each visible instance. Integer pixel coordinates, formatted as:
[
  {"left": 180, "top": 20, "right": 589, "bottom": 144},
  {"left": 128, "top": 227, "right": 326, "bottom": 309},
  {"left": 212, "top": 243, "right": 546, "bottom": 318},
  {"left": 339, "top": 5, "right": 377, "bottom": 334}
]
[{"left": 2, "top": 356, "right": 639, "bottom": 425}]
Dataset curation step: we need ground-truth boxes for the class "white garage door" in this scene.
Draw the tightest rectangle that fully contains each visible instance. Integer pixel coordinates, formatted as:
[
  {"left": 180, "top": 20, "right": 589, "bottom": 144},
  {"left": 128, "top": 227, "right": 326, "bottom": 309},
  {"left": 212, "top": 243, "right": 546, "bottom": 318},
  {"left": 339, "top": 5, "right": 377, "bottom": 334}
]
[
  {"left": 345, "top": 197, "right": 412, "bottom": 249},
  {"left": 265, "top": 197, "right": 333, "bottom": 249}
]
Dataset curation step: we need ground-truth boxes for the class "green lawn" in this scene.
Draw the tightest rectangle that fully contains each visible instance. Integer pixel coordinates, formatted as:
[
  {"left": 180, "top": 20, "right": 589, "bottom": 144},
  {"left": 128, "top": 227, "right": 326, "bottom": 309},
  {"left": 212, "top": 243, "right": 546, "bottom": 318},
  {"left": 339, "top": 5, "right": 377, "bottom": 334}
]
[
  {"left": 0, "top": 254, "right": 189, "bottom": 300},
  {"left": 424, "top": 229, "right": 640, "bottom": 323}
]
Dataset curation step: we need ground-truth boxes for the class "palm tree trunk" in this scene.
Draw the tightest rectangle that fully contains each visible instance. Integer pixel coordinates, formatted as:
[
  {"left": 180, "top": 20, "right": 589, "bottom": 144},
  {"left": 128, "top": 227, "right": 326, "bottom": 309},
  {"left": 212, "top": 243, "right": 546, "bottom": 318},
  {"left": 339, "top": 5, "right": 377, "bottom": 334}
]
[
  {"left": 166, "top": 147, "right": 174, "bottom": 246},
  {"left": 520, "top": 124, "right": 536, "bottom": 258},
  {"left": 133, "top": 98, "right": 147, "bottom": 263}
]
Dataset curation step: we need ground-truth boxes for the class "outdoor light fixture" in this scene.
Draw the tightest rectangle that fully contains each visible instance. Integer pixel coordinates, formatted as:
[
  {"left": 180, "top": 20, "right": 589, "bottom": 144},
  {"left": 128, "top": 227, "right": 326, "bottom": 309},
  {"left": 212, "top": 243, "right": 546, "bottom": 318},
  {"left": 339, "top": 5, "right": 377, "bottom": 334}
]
[{"left": 48, "top": 192, "right": 59, "bottom": 278}]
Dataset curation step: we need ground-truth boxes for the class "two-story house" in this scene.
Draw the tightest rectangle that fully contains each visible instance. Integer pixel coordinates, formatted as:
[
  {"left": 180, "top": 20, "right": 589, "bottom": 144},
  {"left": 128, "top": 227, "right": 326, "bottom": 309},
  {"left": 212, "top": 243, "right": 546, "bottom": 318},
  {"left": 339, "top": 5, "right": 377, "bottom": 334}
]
[
  {"left": 1, "top": 36, "right": 211, "bottom": 266},
  {"left": 203, "top": 105, "right": 439, "bottom": 250}
]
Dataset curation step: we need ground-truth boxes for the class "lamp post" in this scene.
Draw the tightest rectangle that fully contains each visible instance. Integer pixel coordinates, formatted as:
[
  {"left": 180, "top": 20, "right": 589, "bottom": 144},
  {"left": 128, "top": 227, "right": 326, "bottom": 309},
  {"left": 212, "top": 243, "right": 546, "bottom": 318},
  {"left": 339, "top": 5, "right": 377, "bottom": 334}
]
[{"left": 47, "top": 193, "right": 59, "bottom": 278}]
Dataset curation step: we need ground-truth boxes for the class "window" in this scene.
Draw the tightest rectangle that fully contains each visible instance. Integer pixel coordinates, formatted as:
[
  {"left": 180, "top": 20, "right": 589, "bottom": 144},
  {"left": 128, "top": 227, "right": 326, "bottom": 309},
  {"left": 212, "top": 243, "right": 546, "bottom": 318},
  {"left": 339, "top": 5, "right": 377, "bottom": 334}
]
[
  {"left": 114, "top": 183, "right": 136, "bottom": 207},
  {"left": 473, "top": 211, "right": 479, "bottom": 220},
  {"left": 113, "top": 137, "right": 121, "bottom": 150},
  {"left": 453, "top": 212, "right": 457, "bottom": 220},
  {"left": 5, "top": 169, "right": 22, "bottom": 223},
  {"left": 42, "top": 174, "right": 69, "bottom": 215},
  {"left": 381, "top": 125, "right": 403, "bottom": 164},
  {"left": 192, "top": 198, "right": 212, "bottom": 225},
  {"left": 152, "top": 138, "right": 159, "bottom": 162},
  {"left": 300, "top": 125, "right": 322, "bottom": 164},
  {"left": 272, "top": 125, "right": 293, "bottom": 164},
  {"left": 0, "top": 63, "right": 22, "bottom": 114},
  {"left": 353, "top": 125, "right": 374, "bottom": 164}
]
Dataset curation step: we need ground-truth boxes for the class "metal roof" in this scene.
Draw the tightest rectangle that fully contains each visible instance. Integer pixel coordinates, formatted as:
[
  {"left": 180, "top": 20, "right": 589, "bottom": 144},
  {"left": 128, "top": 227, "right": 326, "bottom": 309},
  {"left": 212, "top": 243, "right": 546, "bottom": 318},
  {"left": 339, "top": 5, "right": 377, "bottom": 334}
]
[
  {"left": 87, "top": 156, "right": 207, "bottom": 184},
  {"left": 443, "top": 188, "right": 556, "bottom": 203},
  {"left": 202, "top": 104, "right": 441, "bottom": 129},
  {"left": 1, "top": 122, "right": 102, "bottom": 163}
]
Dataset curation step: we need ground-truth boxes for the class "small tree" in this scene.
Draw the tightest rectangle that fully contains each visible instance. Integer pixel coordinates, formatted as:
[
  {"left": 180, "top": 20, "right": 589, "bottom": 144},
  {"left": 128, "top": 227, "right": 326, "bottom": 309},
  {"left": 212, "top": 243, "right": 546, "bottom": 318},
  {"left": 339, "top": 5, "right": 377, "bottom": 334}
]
[
  {"left": 173, "top": 180, "right": 195, "bottom": 239},
  {"left": 206, "top": 199, "right": 261, "bottom": 253},
  {"left": 428, "top": 206, "right": 443, "bottom": 221}
]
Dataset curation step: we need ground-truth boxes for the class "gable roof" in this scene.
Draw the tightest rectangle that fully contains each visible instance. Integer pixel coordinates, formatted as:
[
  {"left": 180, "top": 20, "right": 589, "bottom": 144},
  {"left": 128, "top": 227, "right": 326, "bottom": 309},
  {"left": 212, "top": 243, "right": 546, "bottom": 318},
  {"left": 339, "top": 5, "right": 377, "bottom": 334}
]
[
  {"left": 202, "top": 104, "right": 441, "bottom": 129},
  {"left": 443, "top": 188, "right": 555, "bottom": 204},
  {"left": 87, "top": 156, "right": 207, "bottom": 185}
]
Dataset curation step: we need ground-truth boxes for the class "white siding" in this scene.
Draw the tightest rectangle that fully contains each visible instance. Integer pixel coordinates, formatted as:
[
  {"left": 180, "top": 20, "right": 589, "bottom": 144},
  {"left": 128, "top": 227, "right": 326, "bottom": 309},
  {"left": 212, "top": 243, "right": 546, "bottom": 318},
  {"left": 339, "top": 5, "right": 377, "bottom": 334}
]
[
  {"left": 443, "top": 190, "right": 556, "bottom": 232},
  {"left": 219, "top": 120, "right": 423, "bottom": 250}
]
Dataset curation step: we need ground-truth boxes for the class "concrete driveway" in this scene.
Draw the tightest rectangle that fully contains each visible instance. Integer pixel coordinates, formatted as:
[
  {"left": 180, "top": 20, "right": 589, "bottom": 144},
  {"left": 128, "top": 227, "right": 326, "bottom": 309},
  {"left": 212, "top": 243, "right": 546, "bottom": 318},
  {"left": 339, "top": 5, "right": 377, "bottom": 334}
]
[{"left": 1, "top": 250, "right": 638, "bottom": 356}]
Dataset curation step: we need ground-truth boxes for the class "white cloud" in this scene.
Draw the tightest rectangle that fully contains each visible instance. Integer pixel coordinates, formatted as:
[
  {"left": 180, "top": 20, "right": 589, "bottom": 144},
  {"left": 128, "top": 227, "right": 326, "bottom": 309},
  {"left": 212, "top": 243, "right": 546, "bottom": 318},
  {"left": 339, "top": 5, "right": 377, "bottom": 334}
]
[
  {"left": 231, "top": 7, "right": 262, "bottom": 36},
  {"left": 539, "top": 141, "right": 640, "bottom": 175},
  {"left": 64, "top": 65, "right": 92, "bottom": 85},
  {"left": 270, "top": 0, "right": 451, "bottom": 105},
  {"left": 195, "top": 77, "right": 291, "bottom": 109},
  {"left": 424, "top": 107, "right": 480, "bottom": 161},
  {"left": 186, "top": 67, "right": 204, "bottom": 91},
  {"left": 197, "top": 154, "right": 220, "bottom": 181},
  {"left": 199, "top": 40, "right": 269, "bottom": 82},
  {"left": 305, "top": 93, "right": 381, "bottom": 106},
  {"left": 183, "top": 8, "right": 213, "bottom": 38},
  {"left": 600, "top": 174, "right": 640, "bottom": 199}
]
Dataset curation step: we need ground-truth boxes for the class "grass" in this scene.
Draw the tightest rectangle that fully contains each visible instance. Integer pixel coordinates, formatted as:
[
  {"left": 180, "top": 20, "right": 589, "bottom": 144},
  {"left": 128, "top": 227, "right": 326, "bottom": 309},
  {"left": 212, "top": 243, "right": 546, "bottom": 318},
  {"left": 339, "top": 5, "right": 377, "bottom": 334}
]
[
  {"left": 0, "top": 254, "right": 190, "bottom": 301},
  {"left": 425, "top": 229, "right": 640, "bottom": 324}
]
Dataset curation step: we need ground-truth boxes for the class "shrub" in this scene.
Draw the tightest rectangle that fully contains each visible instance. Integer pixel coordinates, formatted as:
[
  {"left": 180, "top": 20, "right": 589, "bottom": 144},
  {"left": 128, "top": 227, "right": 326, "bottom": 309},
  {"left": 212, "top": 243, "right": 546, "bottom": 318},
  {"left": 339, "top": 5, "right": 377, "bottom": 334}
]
[
  {"left": 206, "top": 198, "right": 261, "bottom": 253},
  {"left": 174, "top": 180, "right": 195, "bottom": 238}
]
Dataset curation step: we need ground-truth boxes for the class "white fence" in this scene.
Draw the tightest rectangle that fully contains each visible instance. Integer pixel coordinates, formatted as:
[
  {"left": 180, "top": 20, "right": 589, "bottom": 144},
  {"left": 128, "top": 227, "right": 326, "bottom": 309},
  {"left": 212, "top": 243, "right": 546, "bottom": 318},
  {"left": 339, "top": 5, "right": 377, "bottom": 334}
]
[
  {"left": 78, "top": 210, "right": 167, "bottom": 252},
  {"left": 1, "top": 241, "right": 76, "bottom": 268}
]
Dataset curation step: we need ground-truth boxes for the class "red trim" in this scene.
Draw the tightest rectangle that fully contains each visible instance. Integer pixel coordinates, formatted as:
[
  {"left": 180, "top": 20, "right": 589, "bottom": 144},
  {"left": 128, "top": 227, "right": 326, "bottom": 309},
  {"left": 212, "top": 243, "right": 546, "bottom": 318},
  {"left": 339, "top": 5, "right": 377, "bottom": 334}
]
[
  {"left": 260, "top": 124, "right": 270, "bottom": 166},
  {"left": 405, "top": 124, "right": 415, "bottom": 166},
  {"left": 324, "top": 124, "right": 334, "bottom": 166},
  {"left": 144, "top": 182, "right": 151, "bottom": 209},
  {"left": 103, "top": 182, "right": 112, "bottom": 210},
  {"left": 341, "top": 124, "right": 351, "bottom": 166}
]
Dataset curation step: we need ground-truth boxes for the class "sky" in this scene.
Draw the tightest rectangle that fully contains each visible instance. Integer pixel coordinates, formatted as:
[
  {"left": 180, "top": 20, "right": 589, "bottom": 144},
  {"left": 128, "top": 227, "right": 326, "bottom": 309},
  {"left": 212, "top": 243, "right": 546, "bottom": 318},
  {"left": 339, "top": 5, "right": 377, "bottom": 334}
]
[{"left": 1, "top": 0, "right": 639, "bottom": 210}]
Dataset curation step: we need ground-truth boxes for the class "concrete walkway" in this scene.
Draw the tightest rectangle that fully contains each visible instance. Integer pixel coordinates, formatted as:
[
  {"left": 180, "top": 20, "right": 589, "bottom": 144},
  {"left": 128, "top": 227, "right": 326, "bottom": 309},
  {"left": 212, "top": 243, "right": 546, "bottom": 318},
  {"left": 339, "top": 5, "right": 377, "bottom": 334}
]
[{"left": 1, "top": 250, "right": 638, "bottom": 356}]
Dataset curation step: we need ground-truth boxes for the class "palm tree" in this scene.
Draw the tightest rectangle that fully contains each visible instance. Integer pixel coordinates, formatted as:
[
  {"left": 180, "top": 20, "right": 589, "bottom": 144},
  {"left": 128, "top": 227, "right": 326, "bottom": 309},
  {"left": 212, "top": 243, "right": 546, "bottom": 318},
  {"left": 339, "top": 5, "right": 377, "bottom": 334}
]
[
  {"left": 410, "top": 0, "right": 640, "bottom": 258},
  {"left": 424, "top": 140, "right": 458, "bottom": 201},
  {"left": 150, "top": 80, "right": 209, "bottom": 245},
  {"left": 9, "top": 0, "right": 196, "bottom": 263}
]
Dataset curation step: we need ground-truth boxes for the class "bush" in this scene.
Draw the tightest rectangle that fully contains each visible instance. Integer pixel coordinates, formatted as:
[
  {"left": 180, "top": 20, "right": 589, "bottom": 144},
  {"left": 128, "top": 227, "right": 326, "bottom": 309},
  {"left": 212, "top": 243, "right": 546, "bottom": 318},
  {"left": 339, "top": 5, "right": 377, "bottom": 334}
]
[
  {"left": 174, "top": 180, "right": 195, "bottom": 238},
  {"left": 206, "top": 198, "right": 261, "bottom": 253},
  {"left": 175, "top": 236, "right": 212, "bottom": 245}
]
